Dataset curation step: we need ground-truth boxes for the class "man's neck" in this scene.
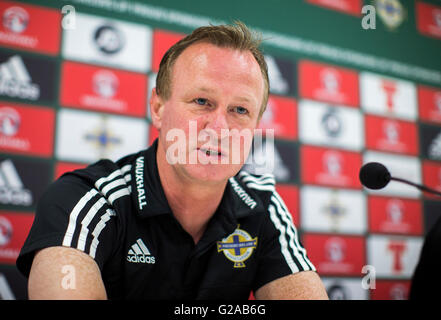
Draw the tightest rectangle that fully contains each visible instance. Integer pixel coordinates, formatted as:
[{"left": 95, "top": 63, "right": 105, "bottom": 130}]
[{"left": 156, "top": 142, "right": 227, "bottom": 244}]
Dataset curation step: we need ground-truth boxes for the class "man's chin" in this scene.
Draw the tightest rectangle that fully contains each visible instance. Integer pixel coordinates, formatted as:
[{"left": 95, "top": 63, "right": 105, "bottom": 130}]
[{"left": 181, "top": 163, "right": 242, "bottom": 185}]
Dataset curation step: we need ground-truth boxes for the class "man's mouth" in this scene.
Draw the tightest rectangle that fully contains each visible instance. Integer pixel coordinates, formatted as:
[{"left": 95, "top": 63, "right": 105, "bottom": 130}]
[{"left": 198, "top": 147, "right": 223, "bottom": 157}]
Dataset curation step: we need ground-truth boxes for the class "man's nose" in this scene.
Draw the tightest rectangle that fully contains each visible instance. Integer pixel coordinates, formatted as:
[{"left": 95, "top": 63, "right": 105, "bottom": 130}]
[{"left": 204, "top": 109, "right": 229, "bottom": 134}]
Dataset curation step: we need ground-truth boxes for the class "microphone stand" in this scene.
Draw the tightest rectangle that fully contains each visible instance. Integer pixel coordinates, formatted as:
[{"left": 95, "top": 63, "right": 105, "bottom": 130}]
[{"left": 390, "top": 177, "right": 441, "bottom": 197}]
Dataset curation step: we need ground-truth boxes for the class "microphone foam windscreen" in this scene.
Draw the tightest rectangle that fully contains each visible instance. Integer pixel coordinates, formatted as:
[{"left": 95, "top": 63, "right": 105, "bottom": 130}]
[{"left": 359, "top": 162, "right": 391, "bottom": 190}]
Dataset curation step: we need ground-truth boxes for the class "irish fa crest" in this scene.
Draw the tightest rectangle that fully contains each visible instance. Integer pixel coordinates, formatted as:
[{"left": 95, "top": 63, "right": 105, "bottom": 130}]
[
  {"left": 217, "top": 226, "right": 257, "bottom": 268},
  {"left": 375, "top": 0, "right": 406, "bottom": 30}
]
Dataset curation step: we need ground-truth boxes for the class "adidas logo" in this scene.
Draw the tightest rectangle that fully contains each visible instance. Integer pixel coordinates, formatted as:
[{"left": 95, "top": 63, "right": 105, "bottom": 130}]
[
  {"left": 265, "top": 55, "right": 289, "bottom": 95},
  {"left": 127, "top": 238, "right": 155, "bottom": 264},
  {"left": 0, "top": 159, "right": 32, "bottom": 206},
  {"left": 0, "top": 55, "right": 40, "bottom": 100},
  {"left": 429, "top": 132, "right": 441, "bottom": 160}
]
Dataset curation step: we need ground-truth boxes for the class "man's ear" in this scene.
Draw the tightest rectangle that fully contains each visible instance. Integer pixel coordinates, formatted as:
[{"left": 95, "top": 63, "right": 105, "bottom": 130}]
[{"left": 149, "top": 88, "right": 164, "bottom": 130}]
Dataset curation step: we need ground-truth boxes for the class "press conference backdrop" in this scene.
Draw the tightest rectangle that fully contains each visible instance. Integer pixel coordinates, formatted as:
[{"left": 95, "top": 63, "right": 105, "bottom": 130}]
[{"left": 0, "top": 0, "right": 441, "bottom": 300}]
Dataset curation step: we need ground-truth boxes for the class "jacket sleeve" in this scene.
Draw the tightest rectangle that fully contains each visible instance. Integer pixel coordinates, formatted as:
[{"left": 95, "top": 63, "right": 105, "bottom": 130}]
[
  {"left": 16, "top": 174, "right": 120, "bottom": 278},
  {"left": 253, "top": 188, "right": 316, "bottom": 292}
]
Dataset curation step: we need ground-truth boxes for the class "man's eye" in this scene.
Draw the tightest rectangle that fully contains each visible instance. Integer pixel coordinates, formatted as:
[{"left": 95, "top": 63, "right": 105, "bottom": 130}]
[
  {"left": 234, "top": 106, "right": 248, "bottom": 115},
  {"left": 194, "top": 98, "right": 208, "bottom": 105}
]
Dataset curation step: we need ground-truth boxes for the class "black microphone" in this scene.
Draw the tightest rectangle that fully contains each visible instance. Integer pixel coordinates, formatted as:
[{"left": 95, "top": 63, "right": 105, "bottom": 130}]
[
  {"left": 359, "top": 162, "right": 391, "bottom": 190},
  {"left": 359, "top": 162, "right": 441, "bottom": 197}
]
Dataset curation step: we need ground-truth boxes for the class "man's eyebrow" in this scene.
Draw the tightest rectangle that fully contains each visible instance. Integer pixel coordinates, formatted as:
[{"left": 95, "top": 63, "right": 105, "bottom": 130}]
[
  {"left": 194, "top": 87, "right": 253, "bottom": 103},
  {"left": 195, "top": 87, "right": 215, "bottom": 93}
]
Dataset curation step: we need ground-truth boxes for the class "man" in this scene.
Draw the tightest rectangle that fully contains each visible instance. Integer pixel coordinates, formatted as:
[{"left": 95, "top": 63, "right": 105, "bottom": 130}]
[
  {"left": 16, "top": 21, "right": 328, "bottom": 300},
  {"left": 409, "top": 215, "right": 441, "bottom": 299}
]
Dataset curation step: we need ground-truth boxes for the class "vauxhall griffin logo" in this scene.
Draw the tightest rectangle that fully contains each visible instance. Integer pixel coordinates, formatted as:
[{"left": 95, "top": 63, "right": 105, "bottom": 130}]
[
  {"left": 92, "top": 70, "right": 118, "bottom": 99},
  {"left": 433, "top": 10, "right": 441, "bottom": 28},
  {"left": 435, "top": 93, "right": 441, "bottom": 113},
  {"left": 0, "top": 107, "right": 20, "bottom": 137},
  {"left": 323, "top": 151, "right": 342, "bottom": 177},
  {"left": 0, "top": 107, "right": 29, "bottom": 153},
  {"left": 3, "top": 6, "right": 29, "bottom": 34},
  {"left": 0, "top": 216, "right": 13, "bottom": 247},
  {"left": 387, "top": 200, "right": 403, "bottom": 224},
  {"left": 383, "top": 120, "right": 399, "bottom": 145},
  {"left": 320, "top": 69, "right": 340, "bottom": 94},
  {"left": 390, "top": 284, "right": 407, "bottom": 300},
  {"left": 325, "top": 237, "right": 346, "bottom": 263}
]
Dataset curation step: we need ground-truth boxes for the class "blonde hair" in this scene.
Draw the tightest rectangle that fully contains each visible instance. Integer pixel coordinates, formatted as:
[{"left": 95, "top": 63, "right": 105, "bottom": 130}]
[{"left": 156, "top": 21, "right": 269, "bottom": 118}]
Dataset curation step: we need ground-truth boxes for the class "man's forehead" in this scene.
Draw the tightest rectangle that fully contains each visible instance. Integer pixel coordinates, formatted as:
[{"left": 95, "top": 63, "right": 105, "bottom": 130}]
[
  {"left": 168, "top": 41, "right": 266, "bottom": 110},
  {"left": 174, "top": 42, "right": 258, "bottom": 71}
]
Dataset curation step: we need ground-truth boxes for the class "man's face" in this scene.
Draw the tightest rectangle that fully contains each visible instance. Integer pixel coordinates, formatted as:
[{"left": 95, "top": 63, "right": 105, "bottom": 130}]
[{"left": 153, "top": 42, "right": 265, "bottom": 184}]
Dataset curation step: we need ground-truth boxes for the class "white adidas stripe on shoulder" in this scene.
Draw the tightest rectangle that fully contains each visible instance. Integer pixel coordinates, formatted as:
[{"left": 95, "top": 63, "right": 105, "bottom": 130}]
[
  {"left": 239, "top": 171, "right": 275, "bottom": 182},
  {"left": 239, "top": 172, "right": 276, "bottom": 192},
  {"left": 62, "top": 188, "right": 99, "bottom": 247},
  {"left": 271, "top": 191, "right": 313, "bottom": 269},
  {"left": 108, "top": 188, "right": 131, "bottom": 205},
  {"left": 238, "top": 172, "right": 275, "bottom": 184},
  {"left": 62, "top": 165, "right": 132, "bottom": 256},
  {"left": 95, "top": 165, "right": 131, "bottom": 189},
  {"left": 101, "top": 178, "right": 127, "bottom": 197},
  {"left": 268, "top": 204, "right": 299, "bottom": 273},
  {"left": 241, "top": 175, "right": 276, "bottom": 185},
  {"left": 238, "top": 171, "right": 274, "bottom": 179},
  {"left": 95, "top": 166, "right": 132, "bottom": 204},
  {"left": 89, "top": 208, "right": 116, "bottom": 259},
  {"left": 271, "top": 195, "right": 315, "bottom": 271},
  {"left": 244, "top": 182, "right": 275, "bottom": 192},
  {"left": 77, "top": 197, "right": 107, "bottom": 251},
  {"left": 271, "top": 190, "right": 315, "bottom": 270},
  {"left": 239, "top": 171, "right": 315, "bottom": 272}
]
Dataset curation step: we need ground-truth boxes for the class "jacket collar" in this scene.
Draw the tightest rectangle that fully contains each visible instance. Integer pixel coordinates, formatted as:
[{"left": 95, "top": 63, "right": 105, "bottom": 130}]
[{"left": 132, "top": 139, "right": 265, "bottom": 222}]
